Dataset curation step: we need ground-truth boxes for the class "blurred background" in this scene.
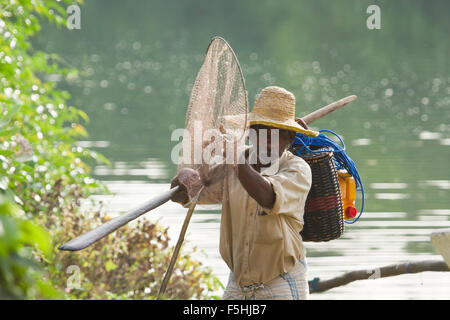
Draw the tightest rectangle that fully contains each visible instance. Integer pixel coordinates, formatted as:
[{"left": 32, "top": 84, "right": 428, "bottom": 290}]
[{"left": 37, "top": 0, "right": 450, "bottom": 299}]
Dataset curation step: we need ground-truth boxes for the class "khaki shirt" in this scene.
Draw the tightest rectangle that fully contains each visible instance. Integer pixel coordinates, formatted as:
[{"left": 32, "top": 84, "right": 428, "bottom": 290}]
[{"left": 198, "top": 150, "right": 312, "bottom": 287}]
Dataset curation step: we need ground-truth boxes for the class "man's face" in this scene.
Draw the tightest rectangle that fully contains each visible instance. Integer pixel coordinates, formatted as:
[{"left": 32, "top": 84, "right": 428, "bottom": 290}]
[{"left": 250, "top": 124, "right": 296, "bottom": 159}]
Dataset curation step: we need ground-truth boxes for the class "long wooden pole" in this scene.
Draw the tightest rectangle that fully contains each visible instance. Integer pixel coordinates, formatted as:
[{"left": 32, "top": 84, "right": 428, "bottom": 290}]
[{"left": 302, "top": 95, "right": 357, "bottom": 125}]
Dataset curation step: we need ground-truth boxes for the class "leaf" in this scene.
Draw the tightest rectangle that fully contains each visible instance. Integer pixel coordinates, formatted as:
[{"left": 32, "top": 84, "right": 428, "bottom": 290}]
[
  {"left": 104, "top": 260, "right": 117, "bottom": 272},
  {"left": 0, "top": 128, "right": 19, "bottom": 137},
  {"left": 0, "top": 104, "right": 22, "bottom": 128},
  {"left": 36, "top": 279, "right": 62, "bottom": 299},
  {"left": 0, "top": 150, "right": 14, "bottom": 157},
  {"left": 77, "top": 110, "right": 89, "bottom": 123},
  {"left": 0, "top": 215, "right": 20, "bottom": 246},
  {"left": 19, "top": 220, "right": 52, "bottom": 258},
  {"left": 91, "top": 151, "right": 111, "bottom": 166}
]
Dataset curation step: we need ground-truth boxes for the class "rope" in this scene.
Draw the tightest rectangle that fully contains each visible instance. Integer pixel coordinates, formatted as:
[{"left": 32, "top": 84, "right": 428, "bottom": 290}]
[
  {"left": 309, "top": 277, "right": 321, "bottom": 293},
  {"left": 292, "top": 129, "right": 365, "bottom": 224}
]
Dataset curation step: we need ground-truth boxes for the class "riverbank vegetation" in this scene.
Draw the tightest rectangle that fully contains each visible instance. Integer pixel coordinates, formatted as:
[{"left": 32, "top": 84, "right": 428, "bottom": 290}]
[{"left": 0, "top": 0, "right": 220, "bottom": 299}]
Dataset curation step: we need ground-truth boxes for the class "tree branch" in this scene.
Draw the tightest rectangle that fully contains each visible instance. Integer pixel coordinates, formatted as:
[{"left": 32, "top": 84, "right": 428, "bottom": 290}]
[{"left": 309, "top": 259, "right": 449, "bottom": 293}]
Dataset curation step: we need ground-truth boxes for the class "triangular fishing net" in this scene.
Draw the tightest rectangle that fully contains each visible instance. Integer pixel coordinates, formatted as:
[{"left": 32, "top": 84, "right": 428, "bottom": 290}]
[{"left": 178, "top": 37, "right": 248, "bottom": 191}]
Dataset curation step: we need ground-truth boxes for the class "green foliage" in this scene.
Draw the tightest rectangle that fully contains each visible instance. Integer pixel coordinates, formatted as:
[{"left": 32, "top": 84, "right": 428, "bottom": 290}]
[
  {"left": 1, "top": 0, "right": 108, "bottom": 219},
  {"left": 1, "top": 0, "right": 221, "bottom": 300},
  {"left": 0, "top": 0, "right": 90, "bottom": 300},
  {"left": 0, "top": 194, "right": 61, "bottom": 299}
]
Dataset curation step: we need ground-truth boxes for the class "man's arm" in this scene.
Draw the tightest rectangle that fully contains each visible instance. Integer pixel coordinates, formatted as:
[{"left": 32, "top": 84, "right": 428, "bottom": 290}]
[{"left": 237, "top": 162, "right": 275, "bottom": 209}]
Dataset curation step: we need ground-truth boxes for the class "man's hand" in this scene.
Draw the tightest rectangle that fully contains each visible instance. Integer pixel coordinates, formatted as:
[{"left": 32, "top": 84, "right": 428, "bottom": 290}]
[
  {"left": 295, "top": 117, "right": 309, "bottom": 130},
  {"left": 170, "top": 168, "right": 204, "bottom": 205},
  {"left": 170, "top": 176, "right": 189, "bottom": 205}
]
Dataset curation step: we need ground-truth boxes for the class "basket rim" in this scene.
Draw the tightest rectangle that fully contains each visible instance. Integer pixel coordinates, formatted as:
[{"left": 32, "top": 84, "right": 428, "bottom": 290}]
[{"left": 297, "top": 147, "right": 334, "bottom": 161}]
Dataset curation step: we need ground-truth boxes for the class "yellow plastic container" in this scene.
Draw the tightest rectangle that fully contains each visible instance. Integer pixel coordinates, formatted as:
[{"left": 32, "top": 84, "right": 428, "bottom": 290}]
[{"left": 337, "top": 169, "right": 357, "bottom": 220}]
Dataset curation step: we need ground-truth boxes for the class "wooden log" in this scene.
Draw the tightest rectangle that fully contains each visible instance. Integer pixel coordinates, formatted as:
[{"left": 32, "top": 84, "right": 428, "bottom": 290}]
[{"left": 309, "top": 259, "right": 449, "bottom": 293}]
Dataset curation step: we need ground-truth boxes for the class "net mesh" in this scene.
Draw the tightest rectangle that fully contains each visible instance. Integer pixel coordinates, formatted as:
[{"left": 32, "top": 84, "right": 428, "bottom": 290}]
[{"left": 179, "top": 37, "right": 248, "bottom": 185}]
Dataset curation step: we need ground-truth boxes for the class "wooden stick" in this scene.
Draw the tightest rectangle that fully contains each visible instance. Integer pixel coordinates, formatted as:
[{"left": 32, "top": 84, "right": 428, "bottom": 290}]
[
  {"left": 302, "top": 95, "right": 357, "bottom": 125},
  {"left": 309, "top": 259, "right": 449, "bottom": 293},
  {"left": 157, "top": 198, "right": 199, "bottom": 299}
]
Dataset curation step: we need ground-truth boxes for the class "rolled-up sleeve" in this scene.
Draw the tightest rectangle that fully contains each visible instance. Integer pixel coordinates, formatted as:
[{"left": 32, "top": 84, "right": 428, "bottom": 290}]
[{"left": 261, "top": 158, "right": 312, "bottom": 219}]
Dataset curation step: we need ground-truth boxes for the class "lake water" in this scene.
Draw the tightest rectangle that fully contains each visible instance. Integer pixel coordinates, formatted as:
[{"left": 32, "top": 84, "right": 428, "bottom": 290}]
[{"left": 40, "top": 0, "right": 449, "bottom": 299}]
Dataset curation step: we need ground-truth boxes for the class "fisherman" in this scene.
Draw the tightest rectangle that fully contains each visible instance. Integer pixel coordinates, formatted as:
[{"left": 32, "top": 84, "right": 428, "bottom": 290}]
[{"left": 170, "top": 86, "right": 319, "bottom": 300}]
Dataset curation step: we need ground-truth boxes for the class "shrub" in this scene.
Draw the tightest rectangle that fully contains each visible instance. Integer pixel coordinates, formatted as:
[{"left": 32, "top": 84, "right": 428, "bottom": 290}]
[{"left": 46, "top": 209, "right": 222, "bottom": 300}]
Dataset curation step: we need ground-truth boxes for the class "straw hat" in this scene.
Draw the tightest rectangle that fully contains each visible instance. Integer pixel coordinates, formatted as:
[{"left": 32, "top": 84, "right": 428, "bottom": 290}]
[{"left": 249, "top": 86, "right": 319, "bottom": 137}]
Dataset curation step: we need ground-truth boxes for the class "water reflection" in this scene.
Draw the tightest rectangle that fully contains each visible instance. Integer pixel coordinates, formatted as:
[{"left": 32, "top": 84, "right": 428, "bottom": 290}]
[
  {"left": 94, "top": 158, "right": 169, "bottom": 181},
  {"left": 370, "top": 183, "right": 408, "bottom": 189},
  {"left": 373, "top": 193, "right": 410, "bottom": 200}
]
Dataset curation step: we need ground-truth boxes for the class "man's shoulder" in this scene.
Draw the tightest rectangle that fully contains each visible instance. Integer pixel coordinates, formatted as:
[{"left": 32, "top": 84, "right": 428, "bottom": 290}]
[
  {"left": 284, "top": 151, "right": 311, "bottom": 172},
  {"left": 282, "top": 151, "right": 312, "bottom": 187}
]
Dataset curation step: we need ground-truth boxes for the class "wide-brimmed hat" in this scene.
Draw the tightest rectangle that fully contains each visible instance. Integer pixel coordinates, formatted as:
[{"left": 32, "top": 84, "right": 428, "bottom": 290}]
[{"left": 248, "top": 86, "right": 319, "bottom": 137}]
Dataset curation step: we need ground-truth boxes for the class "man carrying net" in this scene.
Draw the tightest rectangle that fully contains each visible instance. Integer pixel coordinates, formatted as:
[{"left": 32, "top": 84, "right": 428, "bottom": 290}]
[
  {"left": 57, "top": 39, "right": 356, "bottom": 299},
  {"left": 171, "top": 86, "right": 319, "bottom": 300}
]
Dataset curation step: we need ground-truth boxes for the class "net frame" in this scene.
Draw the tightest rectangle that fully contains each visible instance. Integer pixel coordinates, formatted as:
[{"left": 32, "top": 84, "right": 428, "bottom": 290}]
[{"left": 179, "top": 37, "right": 249, "bottom": 176}]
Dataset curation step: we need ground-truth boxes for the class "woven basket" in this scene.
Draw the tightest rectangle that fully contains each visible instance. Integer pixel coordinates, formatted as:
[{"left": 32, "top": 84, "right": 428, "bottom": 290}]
[{"left": 293, "top": 146, "right": 345, "bottom": 242}]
